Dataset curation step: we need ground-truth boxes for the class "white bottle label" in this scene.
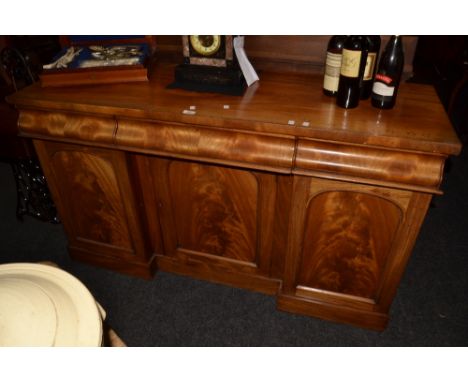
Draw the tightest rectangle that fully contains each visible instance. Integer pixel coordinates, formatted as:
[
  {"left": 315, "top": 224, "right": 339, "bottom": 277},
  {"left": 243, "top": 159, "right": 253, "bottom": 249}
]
[
  {"left": 324, "top": 74, "right": 339, "bottom": 92},
  {"left": 372, "top": 81, "right": 395, "bottom": 97},
  {"left": 340, "top": 49, "right": 362, "bottom": 78},
  {"left": 323, "top": 52, "right": 342, "bottom": 91}
]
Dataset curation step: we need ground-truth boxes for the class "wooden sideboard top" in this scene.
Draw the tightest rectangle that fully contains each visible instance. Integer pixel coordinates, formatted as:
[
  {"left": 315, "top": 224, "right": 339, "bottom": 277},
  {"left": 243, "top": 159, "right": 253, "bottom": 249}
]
[{"left": 7, "top": 61, "right": 461, "bottom": 156}]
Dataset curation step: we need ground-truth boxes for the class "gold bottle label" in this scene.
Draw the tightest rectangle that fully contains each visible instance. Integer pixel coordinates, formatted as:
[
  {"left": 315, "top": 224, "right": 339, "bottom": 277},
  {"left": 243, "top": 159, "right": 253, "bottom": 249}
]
[
  {"left": 340, "top": 49, "right": 362, "bottom": 78},
  {"left": 363, "top": 52, "right": 377, "bottom": 80}
]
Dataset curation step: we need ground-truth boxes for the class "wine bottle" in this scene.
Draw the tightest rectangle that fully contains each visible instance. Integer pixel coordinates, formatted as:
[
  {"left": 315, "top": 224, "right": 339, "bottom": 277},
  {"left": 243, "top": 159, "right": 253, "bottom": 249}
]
[
  {"left": 371, "top": 35, "right": 404, "bottom": 109},
  {"left": 323, "top": 35, "right": 347, "bottom": 96},
  {"left": 336, "top": 36, "right": 368, "bottom": 109},
  {"left": 360, "top": 35, "right": 381, "bottom": 100}
]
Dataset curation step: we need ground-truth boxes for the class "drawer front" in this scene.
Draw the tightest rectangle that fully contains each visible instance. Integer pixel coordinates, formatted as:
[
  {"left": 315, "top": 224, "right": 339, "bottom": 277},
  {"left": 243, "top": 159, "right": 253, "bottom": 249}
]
[
  {"left": 18, "top": 109, "right": 116, "bottom": 144},
  {"left": 116, "top": 119, "right": 295, "bottom": 173},
  {"left": 295, "top": 139, "right": 445, "bottom": 192}
]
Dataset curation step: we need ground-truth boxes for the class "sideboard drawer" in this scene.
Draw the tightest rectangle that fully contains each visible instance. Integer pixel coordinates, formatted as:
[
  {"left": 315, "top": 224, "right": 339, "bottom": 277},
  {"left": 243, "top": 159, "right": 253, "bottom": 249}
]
[
  {"left": 116, "top": 119, "right": 296, "bottom": 173},
  {"left": 18, "top": 109, "right": 116, "bottom": 144}
]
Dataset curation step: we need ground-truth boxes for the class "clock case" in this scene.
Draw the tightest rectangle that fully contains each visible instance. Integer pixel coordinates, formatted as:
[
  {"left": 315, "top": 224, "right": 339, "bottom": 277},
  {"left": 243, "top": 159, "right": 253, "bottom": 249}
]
[{"left": 174, "top": 36, "right": 245, "bottom": 92}]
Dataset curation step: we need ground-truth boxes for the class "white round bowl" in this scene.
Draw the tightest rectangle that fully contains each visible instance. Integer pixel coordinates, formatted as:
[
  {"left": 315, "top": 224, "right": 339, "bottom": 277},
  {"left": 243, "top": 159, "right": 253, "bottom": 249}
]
[{"left": 0, "top": 263, "right": 103, "bottom": 346}]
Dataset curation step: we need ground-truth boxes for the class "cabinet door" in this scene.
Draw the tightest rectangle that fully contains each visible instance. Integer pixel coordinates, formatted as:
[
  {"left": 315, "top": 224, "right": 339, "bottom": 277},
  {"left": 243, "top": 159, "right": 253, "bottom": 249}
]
[
  {"left": 34, "top": 141, "right": 151, "bottom": 271},
  {"left": 279, "top": 176, "right": 431, "bottom": 329},
  {"left": 150, "top": 158, "right": 279, "bottom": 294}
]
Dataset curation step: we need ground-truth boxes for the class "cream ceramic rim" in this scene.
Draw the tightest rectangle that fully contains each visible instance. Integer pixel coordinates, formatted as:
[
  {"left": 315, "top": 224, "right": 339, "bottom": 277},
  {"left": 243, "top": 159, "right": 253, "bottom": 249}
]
[{"left": 0, "top": 263, "right": 102, "bottom": 346}]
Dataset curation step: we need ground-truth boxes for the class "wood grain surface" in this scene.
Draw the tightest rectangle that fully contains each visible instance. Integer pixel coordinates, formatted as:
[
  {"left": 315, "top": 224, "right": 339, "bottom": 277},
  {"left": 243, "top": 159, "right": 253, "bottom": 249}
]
[
  {"left": 299, "top": 191, "right": 401, "bottom": 299},
  {"left": 155, "top": 36, "right": 418, "bottom": 76},
  {"left": 9, "top": 62, "right": 460, "bottom": 156},
  {"left": 33, "top": 141, "right": 152, "bottom": 271},
  {"left": 150, "top": 158, "right": 278, "bottom": 286},
  {"left": 278, "top": 175, "right": 420, "bottom": 328},
  {"left": 8, "top": 37, "right": 462, "bottom": 330},
  {"left": 18, "top": 109, "right": 115, "bottom": 144},
  {"left": 168, "top": 161, "right": 258, "bottom": 262},
  {"left": 295, "top": 139, "right": 446, "bottom": 191},
  {"left": 116, "top": 118, "right": 295, "bottom": 173}
]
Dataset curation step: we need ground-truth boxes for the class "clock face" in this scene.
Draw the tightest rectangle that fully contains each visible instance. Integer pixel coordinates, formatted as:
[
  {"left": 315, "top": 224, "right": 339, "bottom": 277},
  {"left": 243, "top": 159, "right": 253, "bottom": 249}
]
[
  {"left": 182, "top": 35, "right": 233, "bottom": 68},
  {"left": 189, "top": 35, "right": 222, "bottom": 57}
]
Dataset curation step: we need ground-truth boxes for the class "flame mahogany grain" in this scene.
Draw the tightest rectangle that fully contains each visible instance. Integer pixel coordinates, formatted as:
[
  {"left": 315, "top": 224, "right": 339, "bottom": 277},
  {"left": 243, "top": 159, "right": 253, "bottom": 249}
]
[
  {"left": 299, "top": 191, "right": 402, "bottom": 299},
  {"left": 8, "top": 43, "right": 461, "bottom": 329}
]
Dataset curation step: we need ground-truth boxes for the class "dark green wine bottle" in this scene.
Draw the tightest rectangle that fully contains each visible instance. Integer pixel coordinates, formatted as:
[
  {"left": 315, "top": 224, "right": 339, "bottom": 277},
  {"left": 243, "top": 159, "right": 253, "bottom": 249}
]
[
  {"left": 371, "top": 36, "right": 404, "bottom": 109},
  {"left": 360, "top": 35, "right": 381, "bottom": 100}
]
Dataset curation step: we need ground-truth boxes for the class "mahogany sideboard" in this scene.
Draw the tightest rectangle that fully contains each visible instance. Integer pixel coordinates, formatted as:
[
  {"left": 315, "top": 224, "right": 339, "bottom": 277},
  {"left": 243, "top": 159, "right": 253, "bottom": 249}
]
[{"left": 7, "top": 58, "right": 461, "bottom": 330}]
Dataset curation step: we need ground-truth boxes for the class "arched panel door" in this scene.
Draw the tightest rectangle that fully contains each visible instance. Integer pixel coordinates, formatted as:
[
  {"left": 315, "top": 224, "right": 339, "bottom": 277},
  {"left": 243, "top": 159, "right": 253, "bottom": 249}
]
[
  {"left": 33, "top": 141, "right": 152, "bottom": 276},
  {"left": 150, "top": 157, "right": 279, "bottom": 294},
  {"left": 278, "top": 176, "right": 422, "bottom": 329},
  {"left": 298, "top": 190, "right": 402, "bottom": 300}
]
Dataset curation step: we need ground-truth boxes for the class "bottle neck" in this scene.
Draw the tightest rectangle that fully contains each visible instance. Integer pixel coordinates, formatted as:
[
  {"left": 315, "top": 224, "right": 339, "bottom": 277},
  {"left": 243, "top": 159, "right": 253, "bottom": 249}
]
[{"left": 388, "top": 35, "right": 402, "bottom": 50}]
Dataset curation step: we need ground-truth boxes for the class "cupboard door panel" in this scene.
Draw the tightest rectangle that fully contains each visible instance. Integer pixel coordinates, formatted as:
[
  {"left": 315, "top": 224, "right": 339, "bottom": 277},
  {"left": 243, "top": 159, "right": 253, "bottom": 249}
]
[
  {"left": 53, "top": 150, "right": 133, "bottom": 249},
  {"left": 152, "top": 158, "right": 278, "bottom": 285},
  {"left": 34, "top": 141, "right": 149, "bottom": 261},
  {"left": 168, "top": 161, "right": 258, "bottom": 263},
  {"left": 281, "top": 176, "right": 413, "bottom": 309},
  {"left": 278, "top": 176, "right": 423, "bottom": 329},
  {"left": 298, "top": 191, "right": 402, "bottom": 299}
]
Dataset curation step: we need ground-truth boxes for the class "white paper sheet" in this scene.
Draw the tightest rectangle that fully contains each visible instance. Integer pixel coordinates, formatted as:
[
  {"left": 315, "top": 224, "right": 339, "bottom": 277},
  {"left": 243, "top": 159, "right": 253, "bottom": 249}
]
[{"left": 233, "top": 36, "right": 259, "bottom": 87}]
